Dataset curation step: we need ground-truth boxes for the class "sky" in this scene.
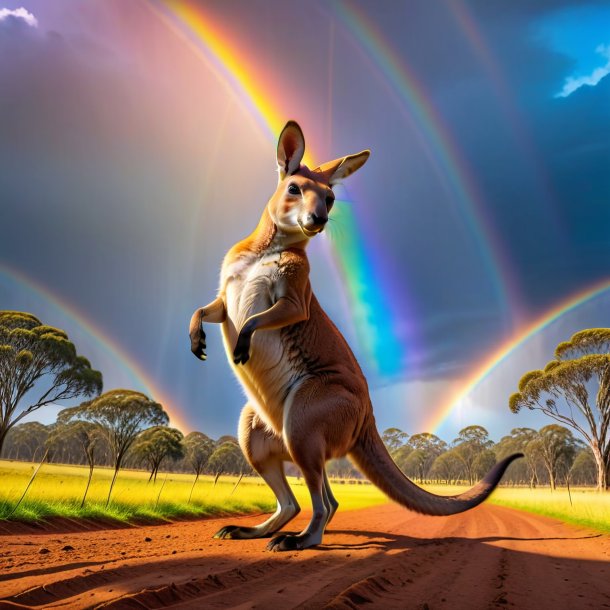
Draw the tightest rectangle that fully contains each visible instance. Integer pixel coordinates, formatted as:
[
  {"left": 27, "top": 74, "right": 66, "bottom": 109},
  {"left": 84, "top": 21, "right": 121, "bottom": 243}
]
[{"left": 1, "top": 0, "right": 609, "bottom": 443}]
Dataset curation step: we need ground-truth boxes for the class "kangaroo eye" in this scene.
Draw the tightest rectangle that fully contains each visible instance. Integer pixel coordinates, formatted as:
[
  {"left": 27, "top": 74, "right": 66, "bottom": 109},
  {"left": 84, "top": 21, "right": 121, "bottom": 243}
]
[
  {"left": 326, "top": 195, "right": 335, "bottom": 209},
  {"left": 287, "top": 184, "right": 300, "bottom": 196}
]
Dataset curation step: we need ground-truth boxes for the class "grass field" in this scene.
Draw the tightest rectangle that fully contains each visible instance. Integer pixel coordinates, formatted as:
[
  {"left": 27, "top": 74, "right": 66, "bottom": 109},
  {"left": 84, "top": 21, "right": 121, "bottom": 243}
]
[
  {"left": 487, "top": 486, "right": 610, "bottom": 534},
  {"left": 0, "top": 461, "right": 608, "bottom": 534},
  {"left": 422, "top": 484, "right": 610, "bottom": 535},
  {"left": 0, "top": 460, "right": 387, "bottom": 524}
]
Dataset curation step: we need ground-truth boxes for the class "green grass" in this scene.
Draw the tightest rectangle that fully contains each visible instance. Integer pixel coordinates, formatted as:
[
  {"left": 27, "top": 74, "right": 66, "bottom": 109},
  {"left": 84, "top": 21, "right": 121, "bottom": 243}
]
[
  {"left": 0, "top": 460, "right": 387, "bottom": 525},
  {"left": 1, "top": 461, "right": 608, "bottom": 535},
  {"left": 420, "top": 483, "right": 610, "bottom": 535},
  {"left": 488, "top": 486, "right": 610, "bottom": 534}
]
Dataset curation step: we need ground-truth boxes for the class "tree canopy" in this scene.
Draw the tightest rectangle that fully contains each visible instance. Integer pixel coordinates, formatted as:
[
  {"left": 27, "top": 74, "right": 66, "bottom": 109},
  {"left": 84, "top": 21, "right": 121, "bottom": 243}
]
[
  {"left": 0, "top": 311, "right": 102, "bottom": 455},
  {"left": 510, "top": 328, "right": 610, "bottom": 489},
  {"left": 61, "top": 389, "right": 168, "bottom": 503},
  {"left": 184, "top": 431, "right": 215, "bottom": 478},
  {"left": 131, "top": 426, "right": 184, "bottom": 482}
]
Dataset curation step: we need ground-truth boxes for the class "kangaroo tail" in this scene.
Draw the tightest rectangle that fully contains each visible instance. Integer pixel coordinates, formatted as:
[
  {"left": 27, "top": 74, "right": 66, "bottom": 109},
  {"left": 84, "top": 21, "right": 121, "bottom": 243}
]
[{"left": 349, "top": 422, "right": 522, "bottom": 516}]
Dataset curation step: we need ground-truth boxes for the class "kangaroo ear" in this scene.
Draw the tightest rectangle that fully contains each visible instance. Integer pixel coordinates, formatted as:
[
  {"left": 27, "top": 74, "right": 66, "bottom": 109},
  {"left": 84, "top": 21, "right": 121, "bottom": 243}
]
[
  {"left": 314, "top": 150, "right": 370, "bottom": 185},
  {"left": 277, "top": 121, "right": 305, "bottom": 181}
]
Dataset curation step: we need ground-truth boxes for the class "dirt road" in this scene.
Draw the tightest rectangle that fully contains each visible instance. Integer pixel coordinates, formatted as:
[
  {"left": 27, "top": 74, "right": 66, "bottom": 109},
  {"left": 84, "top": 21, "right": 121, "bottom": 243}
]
[{"left": 0, "top": 503, "right": 608, "bottom": 609}]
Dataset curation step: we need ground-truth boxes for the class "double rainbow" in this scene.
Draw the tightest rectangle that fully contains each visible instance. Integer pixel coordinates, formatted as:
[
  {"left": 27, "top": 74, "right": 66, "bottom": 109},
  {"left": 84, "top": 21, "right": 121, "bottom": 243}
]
[{"left": 0, "top": 264, "right": 191, "bottom": 431}]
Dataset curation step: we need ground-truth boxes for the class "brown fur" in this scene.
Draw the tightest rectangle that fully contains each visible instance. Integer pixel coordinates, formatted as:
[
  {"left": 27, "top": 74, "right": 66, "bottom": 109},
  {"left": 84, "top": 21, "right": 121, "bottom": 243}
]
[{"left": 190, "top": 121, "right": 521, "bottom": 551}]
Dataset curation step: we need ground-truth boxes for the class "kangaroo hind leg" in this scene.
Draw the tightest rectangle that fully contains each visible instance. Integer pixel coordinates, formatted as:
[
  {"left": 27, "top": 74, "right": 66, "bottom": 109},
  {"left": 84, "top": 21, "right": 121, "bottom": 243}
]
[
  {"left": 323, "top": 469, "right": 339, "bottom": 527},
  {"left": 214, "top": 405, "right": 299, "bottom": 540}
]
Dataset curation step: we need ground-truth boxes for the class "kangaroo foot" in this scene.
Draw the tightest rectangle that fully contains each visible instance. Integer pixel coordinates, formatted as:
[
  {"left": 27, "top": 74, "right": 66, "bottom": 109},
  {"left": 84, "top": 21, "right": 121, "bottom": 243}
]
[
  {"left": 214, "top": 525, "right": 272, "bottom": 539},
  {"left": 266, "top": 533, "right": 320, "bottom": 551}
]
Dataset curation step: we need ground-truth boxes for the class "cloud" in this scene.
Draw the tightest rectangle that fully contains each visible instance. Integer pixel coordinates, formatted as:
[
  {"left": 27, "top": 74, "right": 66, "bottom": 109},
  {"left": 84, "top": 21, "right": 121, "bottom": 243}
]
[
  {"left": 557, "top": 43, "right": 610, "bottom": 97},
  {"left": 0, "top": 7, "right": 38, "bottom": 28}
]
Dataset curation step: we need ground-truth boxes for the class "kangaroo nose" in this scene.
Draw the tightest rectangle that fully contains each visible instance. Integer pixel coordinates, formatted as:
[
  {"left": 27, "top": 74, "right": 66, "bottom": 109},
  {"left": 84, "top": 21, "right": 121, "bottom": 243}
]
[{"left": 307, "top": 213, "right": 328, "bottom": 227}]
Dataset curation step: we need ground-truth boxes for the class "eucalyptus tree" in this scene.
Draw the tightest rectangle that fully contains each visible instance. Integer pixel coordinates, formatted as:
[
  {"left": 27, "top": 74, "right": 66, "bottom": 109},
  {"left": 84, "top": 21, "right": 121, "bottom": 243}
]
[
  {"left": 430, "top": 449, "right": 462, "bottom": 484},
  {"left": 131, "top": 426, "right": 184, "bottom": 482},
  {"left": 570, "top": 448, "right": 597, "bottom": 486},
  {"left": 382, "top": 427, "right": 409, "bottom": 454},
  {"left": 62, "top": 389, "right": 168, "bottom": 504},
  {"left": 4, "top": 421, "right": 50, "bottom": 461},
  {"left": 184, "top": 431, "right": 214, "bottom": 501},
  {"left": 48, "top": 417, "right": 104, "bottom": 506},
  {"left": 495, "top": 428, "right": 538, "bottom": 486},
  {"left": 0, "top": 311, "right": 102, "bottom": 457},
  {"left": 526, "top": 425, "right": 579, "bottom": 490},
  {"left": 510, "top": 329, "right": 610, "bottom": 489},
  {"left": 207, "top": 441, "right": 250, "bottom": 477},
  {"left": 452, "top": 426, "right": 494, "bottom": 485},
  {"left": 397, "top": 433, "right": 446, "bottom": 482}
]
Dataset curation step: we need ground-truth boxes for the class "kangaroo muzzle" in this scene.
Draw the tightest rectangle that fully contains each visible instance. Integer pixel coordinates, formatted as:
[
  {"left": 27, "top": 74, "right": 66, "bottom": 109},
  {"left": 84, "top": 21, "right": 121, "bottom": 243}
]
[{"left": 300, "top": 212, "right": 327, "bottom": 236}]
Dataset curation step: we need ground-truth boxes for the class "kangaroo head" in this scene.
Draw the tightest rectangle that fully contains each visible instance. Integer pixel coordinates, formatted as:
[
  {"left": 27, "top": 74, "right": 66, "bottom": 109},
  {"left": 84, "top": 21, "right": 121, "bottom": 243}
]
[{"left": 267, "top": 121, "right": 370, "bottom": 240}]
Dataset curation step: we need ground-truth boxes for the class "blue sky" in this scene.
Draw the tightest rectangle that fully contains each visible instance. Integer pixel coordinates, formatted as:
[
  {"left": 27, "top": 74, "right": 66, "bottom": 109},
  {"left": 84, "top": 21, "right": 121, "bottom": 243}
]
[{"left": 535, "top": 4, "right": 610, "bottom": 96}]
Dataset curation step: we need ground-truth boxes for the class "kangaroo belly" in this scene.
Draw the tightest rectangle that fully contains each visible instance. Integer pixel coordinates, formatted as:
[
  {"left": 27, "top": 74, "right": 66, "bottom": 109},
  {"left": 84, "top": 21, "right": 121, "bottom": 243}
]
[
  {"left": 222, "top": 323, "right": 301, "bottom": 433},
  {"left": 222, "top": 255, "right": 301, "bottom": 433}
]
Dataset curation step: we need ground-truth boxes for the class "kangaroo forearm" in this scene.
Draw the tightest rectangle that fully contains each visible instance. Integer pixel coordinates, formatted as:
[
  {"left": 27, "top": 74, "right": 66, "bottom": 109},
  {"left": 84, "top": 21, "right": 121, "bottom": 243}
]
[
  {"left": 202, "top": 296, "right": 227, "bottom": 323},
  {"left": 189, "top": 297, "right": 227, "bottom": 337},
  {"left": 190, "top": 297, "right": 226, "bottom": 334},
  {"left": 243, "top": 297, "right": 308, "bottom": 334}
]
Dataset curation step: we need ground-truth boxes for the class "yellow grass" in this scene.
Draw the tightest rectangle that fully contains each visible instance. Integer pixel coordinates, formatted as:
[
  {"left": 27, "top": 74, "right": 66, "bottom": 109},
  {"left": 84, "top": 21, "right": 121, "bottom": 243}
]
[
  {"left": 1, "top": 461, "right": 608, "bottom": 534},
  {"left": 421, "top": 483, "right": 610, "bottom": 534},
  {"left": 0, "top": 460, "right": 386, "bottom": 523}
]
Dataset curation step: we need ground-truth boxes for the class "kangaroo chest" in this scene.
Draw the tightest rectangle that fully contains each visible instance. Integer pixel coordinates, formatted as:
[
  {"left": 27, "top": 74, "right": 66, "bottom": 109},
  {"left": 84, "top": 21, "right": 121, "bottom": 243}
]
[
  {"left": 223, "top": 251, "right": 281, "bottom": 329},
  {"left": 220, "top": 249, "right": 303, "bottom": 433}
]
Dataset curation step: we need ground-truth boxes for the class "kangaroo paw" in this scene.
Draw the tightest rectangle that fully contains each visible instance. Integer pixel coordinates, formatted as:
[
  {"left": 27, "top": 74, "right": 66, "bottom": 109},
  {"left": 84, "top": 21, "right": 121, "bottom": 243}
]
[
  {"left": 233, "top": 332, "right": 251, "bottom": 365},
  {"left": 190, "top": 329, "right": 207, "bottom": 361},
  {"left": 267, "top": 533, "right": 319, "bottom": 552},
  {"left": 214, "top": 525, "right": 271, "bottom": 539}
]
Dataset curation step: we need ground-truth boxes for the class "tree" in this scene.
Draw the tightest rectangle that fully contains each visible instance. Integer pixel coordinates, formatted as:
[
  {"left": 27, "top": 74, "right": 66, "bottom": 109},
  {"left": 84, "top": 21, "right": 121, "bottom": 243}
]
[
  {"left": 510, "top": 329, "right": 610, "bottom": 489},
  {"left": 570, "top": 448, "right": 597, "bottom": 486},
  {"left": 184, "top": 431, "right": 215, "bottom": 501},
  {"left": 382, "top": 427, "right": 409, "bottom": 454},
  {"left": 430, "top": 449, "right": 462, "bottom": 484},
  {"left": 0, "top": 311, "right": 102, "bottom": 457},
  {"left": 61, "top": 389, "right": 168, "bottom": 504},
  {"left": 397, "top": 433, "right": 446, "bottom": 482},
  {"left": 3, "top": 421, "right": 50, "bottom": 461},
  {"left": 131, "top": 426, "right": 185, "bottom": 482},
  {"left": 48, "top": 418, "right": 103, "bottom": 507},
  {"left": 207, "top": 441, "right": 249, "bottom": 476},
  {"left": 452, "top": 426, "right": 494, "bottom": 485},
  {"left": 526, "top": 425, "right": 578, "bottom": 490},
  {"left": 326, "top": 457, "right": 360, "bottom": 479},
  {"left": 495, "top": 428, "right": 538, "bottom": 486}
]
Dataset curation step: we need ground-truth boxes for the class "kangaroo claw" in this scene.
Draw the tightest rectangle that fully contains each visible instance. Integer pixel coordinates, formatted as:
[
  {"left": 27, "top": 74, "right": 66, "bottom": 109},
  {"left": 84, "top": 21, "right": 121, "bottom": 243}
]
[
  {"left": 233, "top": 332, "right": 251, "bottom": 365},
  {"left": 190, "top": 329, "right": 207, "bottom": 361}
]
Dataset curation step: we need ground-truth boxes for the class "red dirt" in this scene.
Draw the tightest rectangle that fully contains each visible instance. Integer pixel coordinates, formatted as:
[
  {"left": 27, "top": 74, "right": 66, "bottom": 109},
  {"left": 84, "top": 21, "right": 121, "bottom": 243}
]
[{"left": 0, "top": 503, "right": 608, "bottom": 609}]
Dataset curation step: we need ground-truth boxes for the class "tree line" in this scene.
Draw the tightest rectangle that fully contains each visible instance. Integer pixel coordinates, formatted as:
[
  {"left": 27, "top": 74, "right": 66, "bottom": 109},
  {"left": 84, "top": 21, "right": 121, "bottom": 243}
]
[
  {"left": 377, "top": 423, "right": 596, "bottom": 488},
  {"left": 1, "top": 312, "right": 608, "bottom": 494}
]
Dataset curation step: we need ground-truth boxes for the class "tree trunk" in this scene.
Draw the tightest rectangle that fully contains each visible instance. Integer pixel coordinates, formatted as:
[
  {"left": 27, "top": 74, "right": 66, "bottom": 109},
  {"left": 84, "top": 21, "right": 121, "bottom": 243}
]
[
  {"left": 591, "top": 446, "right": 607, "bottom": 491},
  {"left": 188, "top": 472, "right": 200, "bottom": 503},
  {"left": 81, "top": 463, "right": 94, "bottom": 508},
  {"left": 0, "top": 426, "right": 8, "bottom": 460},
  {"left": 106, "top": 466, "right": 120, "bottom": 507}
]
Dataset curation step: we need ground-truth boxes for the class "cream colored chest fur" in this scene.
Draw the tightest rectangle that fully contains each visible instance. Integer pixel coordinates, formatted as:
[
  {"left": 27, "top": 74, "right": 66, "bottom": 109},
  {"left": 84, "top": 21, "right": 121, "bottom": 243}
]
[{"left": 220, "top": 251, "right": 300, "bottom": 432}]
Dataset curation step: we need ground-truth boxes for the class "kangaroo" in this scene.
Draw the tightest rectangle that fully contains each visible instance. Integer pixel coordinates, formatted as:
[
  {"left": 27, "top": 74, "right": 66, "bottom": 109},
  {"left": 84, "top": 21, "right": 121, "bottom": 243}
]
[{"left": 189, "top": 121, "right": 521, "bottom": 551}]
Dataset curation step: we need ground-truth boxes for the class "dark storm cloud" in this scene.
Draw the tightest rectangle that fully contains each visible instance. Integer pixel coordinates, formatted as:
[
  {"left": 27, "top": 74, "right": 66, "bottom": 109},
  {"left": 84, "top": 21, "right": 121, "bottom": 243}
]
[
  {"left": 344, "top": 0, "right": 610, "bottom": 382},
  {"left": 2, "top": 0, "right": 608, "bottom": 437}
]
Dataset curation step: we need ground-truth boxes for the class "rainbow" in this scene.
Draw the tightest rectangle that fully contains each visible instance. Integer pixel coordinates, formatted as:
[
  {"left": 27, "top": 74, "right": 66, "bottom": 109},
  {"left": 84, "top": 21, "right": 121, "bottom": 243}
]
[
  {"left": 331, "top": 1, "right": 521, "bottom": 319},
  {"left": 151, "top": 0, "right": 410, "bottom": 376},
  {"left": 425, "top": 278, "right": 610, "bottom": 433},
  {"left": 446, "top": 0, "right": 563, "bottom": 239},
  {"left": 0, "top": 263, "right": 191, "bottom": 432}
]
